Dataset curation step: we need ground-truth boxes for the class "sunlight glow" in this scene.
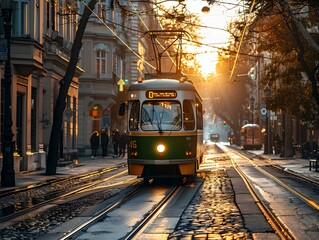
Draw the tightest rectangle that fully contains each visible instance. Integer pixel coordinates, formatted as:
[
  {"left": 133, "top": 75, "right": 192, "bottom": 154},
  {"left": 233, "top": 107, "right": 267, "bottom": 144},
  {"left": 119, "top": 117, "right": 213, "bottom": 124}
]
[
  {"left": 185, "top": 0, "right": 242, "bottom": 78},
  {"left": 157, "top": 0, "right": 242, "bottom": 78}
]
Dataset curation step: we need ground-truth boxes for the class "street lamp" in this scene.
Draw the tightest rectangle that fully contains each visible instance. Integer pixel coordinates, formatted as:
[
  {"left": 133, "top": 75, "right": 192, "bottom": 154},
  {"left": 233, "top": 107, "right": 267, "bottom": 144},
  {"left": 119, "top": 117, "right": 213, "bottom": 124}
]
[
  {"left": 250, "top": 96, "right": 255, "bottom": 124},
  {"left": 264, "top": 87, "right": 273, "bottom": 154},
  {"left": 250, "top": 96, "right": 255, "bottom": 146},
  {"left": 1, "top": 0, "right": 15, "bottom": 187},
  {"left": 201, "top": 6, "right": 210, "bottom": 14}
]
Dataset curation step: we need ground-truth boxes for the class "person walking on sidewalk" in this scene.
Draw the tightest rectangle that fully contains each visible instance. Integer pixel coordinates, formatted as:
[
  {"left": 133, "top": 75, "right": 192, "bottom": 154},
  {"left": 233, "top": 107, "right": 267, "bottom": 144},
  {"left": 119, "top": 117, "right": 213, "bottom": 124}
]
[
  {"left": 119, "top": 131, "right": 128, "bottom": 157},
  {"left": 112, "top": 128, "right": 120, "bottom": 157},
  {"left": 273, "top": 134, "right": 281, "bottom": 155},
  {"left": 100, "top": 129, "right": 109, "bottom": 157},
  {"left": 90, "top": 131, "right": 100, "bottom": 159}
]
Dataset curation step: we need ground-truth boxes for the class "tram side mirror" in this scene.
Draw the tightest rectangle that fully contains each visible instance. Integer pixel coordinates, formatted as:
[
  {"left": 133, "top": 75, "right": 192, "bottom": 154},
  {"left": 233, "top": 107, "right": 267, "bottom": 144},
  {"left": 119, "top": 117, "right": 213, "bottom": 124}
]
[{"left": 119, "top": 103, "right": 126, "bottom": 116}]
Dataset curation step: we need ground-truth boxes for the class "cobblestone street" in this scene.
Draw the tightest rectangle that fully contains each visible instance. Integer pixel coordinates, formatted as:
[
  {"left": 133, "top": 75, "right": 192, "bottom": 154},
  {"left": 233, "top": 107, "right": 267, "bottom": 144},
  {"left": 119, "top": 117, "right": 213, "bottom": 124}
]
[{"left": 169, "top": 170, "right": 252, "bottom": 239}]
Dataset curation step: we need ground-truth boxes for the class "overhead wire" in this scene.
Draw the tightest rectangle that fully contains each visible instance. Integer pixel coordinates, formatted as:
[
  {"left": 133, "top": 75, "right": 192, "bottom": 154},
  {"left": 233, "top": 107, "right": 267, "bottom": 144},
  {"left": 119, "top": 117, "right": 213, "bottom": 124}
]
[
  {"left": 80, "top": 0, "right": 156, "bottom": 70},
  {"left": 80, "top": 0, "right": 252, "bottom": 77},
  {"left": 127, "top": 0, "right": 177, "bottom": 68},
  {"left": 228, "top": 0, "right": 256, "bottom": 82}
]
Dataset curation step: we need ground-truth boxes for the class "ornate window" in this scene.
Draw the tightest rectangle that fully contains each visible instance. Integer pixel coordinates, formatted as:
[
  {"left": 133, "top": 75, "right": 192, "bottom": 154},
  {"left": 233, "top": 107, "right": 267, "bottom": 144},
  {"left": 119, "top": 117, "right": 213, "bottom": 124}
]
[
  {"left": 97, "top": 0, "right": 107, "bottom": 19},
  {"left": 95, "top": 43, "right": 109, "bottom": 79},
  {"left": 12, "top": 0, "right": 30, "bottom": 37}
]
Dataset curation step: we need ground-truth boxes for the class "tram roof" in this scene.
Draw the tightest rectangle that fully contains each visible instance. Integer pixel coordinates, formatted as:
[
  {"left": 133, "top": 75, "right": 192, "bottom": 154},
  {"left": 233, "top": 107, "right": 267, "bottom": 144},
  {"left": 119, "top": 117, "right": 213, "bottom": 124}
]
[
  {"left": 241, "top": 124, "right": 260, "bottom": 129},
  {"left": 129, "top": 78, "right": 196, "bottom": 92}
]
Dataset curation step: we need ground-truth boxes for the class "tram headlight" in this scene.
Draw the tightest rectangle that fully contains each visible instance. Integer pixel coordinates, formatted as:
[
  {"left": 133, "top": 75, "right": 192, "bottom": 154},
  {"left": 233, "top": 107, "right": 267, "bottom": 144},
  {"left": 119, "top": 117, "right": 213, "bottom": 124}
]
[
  {"left": 156, "top": 144, "right": 166, "bottom": 153},
  {"left": 185, "top": 151, "right": 192, "bottom": 156},
  {"left": 130, "top": 151, "right": 138, "bottom": 157}
]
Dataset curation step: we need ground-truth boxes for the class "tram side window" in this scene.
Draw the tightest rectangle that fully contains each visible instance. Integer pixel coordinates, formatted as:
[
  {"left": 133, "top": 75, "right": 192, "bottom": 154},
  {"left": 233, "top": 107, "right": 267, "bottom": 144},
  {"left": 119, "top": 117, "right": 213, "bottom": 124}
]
[
  {"left": 196, "top": 99, "right": 203, "bottom": 130},
  {"left": 183, "top": 100, "right": 195, "bottom": 130},
  {"left": 129, "top": 100, "right": 140, "bottom": 131}
]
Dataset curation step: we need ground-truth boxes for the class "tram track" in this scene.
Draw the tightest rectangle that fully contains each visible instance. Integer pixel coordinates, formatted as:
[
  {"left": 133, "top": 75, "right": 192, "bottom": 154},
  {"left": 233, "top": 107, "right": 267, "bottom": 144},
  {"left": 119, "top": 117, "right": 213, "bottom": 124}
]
[
  {"left": 229, "top": 154, "right": 294, "bottom": 240},
  {"left": 222, "top": 145, "right": 319, "bottom": 240},
  {"left": 0, "top": 163, "right": 127, "bottom": 198},
  {"left": 236, "top": 150, "right": 319, "bottom": 211},
  {"left": 60, "top": 182, "right": 182, "bottom": 240},
  {"left": 0, "top": 163, "right": 130, "bottom": 224}
]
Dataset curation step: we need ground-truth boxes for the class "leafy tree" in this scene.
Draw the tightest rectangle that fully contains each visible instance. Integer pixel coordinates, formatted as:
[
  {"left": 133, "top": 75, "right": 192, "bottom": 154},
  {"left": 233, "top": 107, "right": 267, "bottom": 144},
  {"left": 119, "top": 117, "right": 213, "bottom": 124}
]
[
  {"left": 46, "top": 0, "right": 98, "bottom": 175},
  {"left": 207, "top": 0, "right": 319, "bottom": 154},
  {"left": 222, "top": 0, "right": 319, "bottom": 117}
]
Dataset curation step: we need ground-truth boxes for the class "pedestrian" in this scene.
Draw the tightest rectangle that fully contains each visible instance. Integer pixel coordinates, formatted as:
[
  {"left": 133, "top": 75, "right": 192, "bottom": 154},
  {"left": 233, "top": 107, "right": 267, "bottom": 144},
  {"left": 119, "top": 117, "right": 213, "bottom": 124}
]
[
  {"left": 112, "top": 128, "right": 120, "bottom": 157},
  {"left": 90, "top": 130, "right": 100, "bottom": 159},
  {"left": 119, "top": 131, "right": 128, "bottom": 157},
  {"left": 301, "top": 141, "right": 311, "bottom": 159},
  {"left": 312, "top": 141, "right": 318, "bottom": 158},
  {"left": 100, "top": 129, "right": 109, "bottom": 157},
  {"left": 273, "top": 134, "right": 281, "bottom": 155}
]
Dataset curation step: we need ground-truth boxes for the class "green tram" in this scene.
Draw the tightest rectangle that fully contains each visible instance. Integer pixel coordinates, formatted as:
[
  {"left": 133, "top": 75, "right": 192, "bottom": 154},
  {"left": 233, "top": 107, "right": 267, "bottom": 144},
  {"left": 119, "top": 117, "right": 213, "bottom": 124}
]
[{"left": 126, "top": 76, "right": 204, "bottom": 182}]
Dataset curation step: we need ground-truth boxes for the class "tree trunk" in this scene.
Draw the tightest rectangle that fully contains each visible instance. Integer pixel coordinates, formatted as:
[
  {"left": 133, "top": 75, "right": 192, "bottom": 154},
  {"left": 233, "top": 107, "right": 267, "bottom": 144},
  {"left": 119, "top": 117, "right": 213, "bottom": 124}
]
[
  {"left": 46, "top": 0, "right": 98, "bottom": 175},
  {"left": 280, "top": 111, "right": 294, "bottom": 158}
]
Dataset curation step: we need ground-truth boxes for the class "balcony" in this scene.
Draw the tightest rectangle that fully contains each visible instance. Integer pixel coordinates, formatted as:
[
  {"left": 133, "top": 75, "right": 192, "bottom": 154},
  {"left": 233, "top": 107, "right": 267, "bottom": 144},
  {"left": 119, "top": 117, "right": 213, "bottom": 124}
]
[{"left": 11, "top": 37, "right": 44, "bottom": 77}]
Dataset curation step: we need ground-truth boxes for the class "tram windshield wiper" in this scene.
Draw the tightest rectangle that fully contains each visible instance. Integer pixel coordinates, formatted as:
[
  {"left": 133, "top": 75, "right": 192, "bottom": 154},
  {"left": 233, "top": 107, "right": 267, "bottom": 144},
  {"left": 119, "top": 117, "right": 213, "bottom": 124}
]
[
  {"left": 141, "top": 101, "right": 181, "bottom": 132},
  {"left": 152, "top": 106, "right": 163, "bottom": 133}
]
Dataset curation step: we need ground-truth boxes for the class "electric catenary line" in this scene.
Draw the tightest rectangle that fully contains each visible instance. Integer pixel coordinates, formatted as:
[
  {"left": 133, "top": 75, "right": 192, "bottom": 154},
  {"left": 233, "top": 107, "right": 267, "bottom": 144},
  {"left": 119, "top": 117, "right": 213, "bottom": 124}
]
[{"left": 80, "top": 0, "right": 157, "bottom": 70}]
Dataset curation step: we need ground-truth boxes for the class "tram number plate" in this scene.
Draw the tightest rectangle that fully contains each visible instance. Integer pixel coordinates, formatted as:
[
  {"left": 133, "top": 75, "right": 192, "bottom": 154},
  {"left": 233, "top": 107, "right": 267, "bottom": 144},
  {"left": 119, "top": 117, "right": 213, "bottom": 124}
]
[{"left": 129, "top": 140, "right": 137, "bottom": 148}]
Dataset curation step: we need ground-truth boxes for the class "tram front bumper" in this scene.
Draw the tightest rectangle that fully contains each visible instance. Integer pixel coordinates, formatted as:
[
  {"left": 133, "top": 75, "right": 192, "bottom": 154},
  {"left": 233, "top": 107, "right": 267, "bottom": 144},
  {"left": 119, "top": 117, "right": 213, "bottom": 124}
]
[{"left": 128, "top": 159, "right": 196, "bottom": 176}]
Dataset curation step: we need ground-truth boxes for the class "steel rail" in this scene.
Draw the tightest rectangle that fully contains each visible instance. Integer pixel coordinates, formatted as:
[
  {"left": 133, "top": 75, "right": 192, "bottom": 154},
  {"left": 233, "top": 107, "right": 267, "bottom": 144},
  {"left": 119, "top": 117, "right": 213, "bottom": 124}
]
[
  {"left": 224, "top": 148, "right": 295, "bottom": 240},
  {"left": 60, "top": 183, "right": 182, "bottom": 240},
  {"left": 235, "top": 150, "right": 319, "bottom": 211},
  {"left": 125, "top": 185, "right": 182, "bottom": 240},
  {"left": 0, "top": 169, "right": 130, "bottom": 223},
  {"left": 0, "top": 163, "right": 128, "bottom": 198},
  {"left": 59, "top": 184, "right": 145, "bottom": 240}
]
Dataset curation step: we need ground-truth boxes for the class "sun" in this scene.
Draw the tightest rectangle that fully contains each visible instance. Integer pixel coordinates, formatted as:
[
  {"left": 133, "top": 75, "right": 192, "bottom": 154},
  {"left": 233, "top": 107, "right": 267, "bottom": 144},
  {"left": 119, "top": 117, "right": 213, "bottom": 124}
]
[
  {"left": 184, "top": 0, "right": 242, "bottom": 77},
  {"left": 196, "top": 49, "right": 218, "bottom": 77}
]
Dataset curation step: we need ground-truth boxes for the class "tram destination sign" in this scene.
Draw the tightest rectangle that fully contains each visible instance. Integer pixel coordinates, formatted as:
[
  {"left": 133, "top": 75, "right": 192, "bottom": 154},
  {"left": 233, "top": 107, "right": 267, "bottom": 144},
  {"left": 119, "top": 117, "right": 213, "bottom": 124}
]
[{"left": 146, "top": 90, "right": 177, "bottom": 99}]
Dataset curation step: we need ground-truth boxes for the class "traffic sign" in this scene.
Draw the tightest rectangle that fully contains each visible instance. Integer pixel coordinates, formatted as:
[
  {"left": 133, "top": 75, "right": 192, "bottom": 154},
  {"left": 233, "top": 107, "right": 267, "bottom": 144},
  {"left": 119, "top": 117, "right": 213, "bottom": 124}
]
[
  {"left": 117, "top": 79, "right": 125, "bottom": 92},
  {"left": 261, "top": 108, "right": 267, "bottom": 115}
]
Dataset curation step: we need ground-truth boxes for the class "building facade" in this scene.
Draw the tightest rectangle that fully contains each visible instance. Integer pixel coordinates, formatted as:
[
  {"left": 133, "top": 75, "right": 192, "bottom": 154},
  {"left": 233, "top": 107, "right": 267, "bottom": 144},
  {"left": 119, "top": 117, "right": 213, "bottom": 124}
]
[
  {"left": 0, "top": 0, "right": 80, "bottom": 172},
  {"left": 0, "top": 0, "right": 162, "bottom": 173},
  {"left": 77, "top": 0, "right": 159, "bottom": 156}
]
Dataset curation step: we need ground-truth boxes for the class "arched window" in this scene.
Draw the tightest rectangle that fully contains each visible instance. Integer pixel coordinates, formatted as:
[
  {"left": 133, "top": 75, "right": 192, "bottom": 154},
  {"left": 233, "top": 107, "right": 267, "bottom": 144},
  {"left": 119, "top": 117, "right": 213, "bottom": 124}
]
[{"left": 89, "top": 105, "right": 102, "bottom": 132}]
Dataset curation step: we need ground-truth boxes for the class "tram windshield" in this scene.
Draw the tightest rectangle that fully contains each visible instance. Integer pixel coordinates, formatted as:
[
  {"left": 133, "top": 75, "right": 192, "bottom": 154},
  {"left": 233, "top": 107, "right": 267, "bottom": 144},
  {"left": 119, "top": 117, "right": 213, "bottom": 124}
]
[{"left": 141, "top": 101, "right": 182, "bottom": 131}]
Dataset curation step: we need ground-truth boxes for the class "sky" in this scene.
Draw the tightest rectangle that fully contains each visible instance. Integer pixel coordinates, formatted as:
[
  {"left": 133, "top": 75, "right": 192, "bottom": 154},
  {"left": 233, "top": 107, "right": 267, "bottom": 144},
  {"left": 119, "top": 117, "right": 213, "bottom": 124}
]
[{"left": 182, "top": 0, "right": 243, "bottom": 77}]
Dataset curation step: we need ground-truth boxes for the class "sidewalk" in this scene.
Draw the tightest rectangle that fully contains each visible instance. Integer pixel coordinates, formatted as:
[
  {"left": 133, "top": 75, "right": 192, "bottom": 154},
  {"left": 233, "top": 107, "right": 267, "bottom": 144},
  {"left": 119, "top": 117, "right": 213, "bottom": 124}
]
[{"left": 0, "top": 155, "right": 128, "bottom": 192}]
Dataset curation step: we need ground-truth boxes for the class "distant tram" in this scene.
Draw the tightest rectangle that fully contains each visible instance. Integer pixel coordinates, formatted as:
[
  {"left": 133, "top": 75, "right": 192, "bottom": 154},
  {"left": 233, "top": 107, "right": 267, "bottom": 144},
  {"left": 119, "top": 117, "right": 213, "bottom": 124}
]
[
  {"left": 240, "top": 124, "right": 262, "bottom": 150},
  {"left": 126, "top": 76, "right": 204, "bottom": 182},
  {"left": 210, "top": 134, "right": 219, "bottom": 142}
]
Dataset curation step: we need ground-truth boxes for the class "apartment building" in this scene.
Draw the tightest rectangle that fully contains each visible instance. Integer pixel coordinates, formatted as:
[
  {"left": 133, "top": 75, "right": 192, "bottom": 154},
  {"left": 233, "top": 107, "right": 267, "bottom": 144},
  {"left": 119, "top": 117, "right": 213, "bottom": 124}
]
[
  {"left": 0, "top": 0, "right": 161, "bottom": 170},
  {"left": 0, "top": 0, "right": 80, "bottom": 172}
]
